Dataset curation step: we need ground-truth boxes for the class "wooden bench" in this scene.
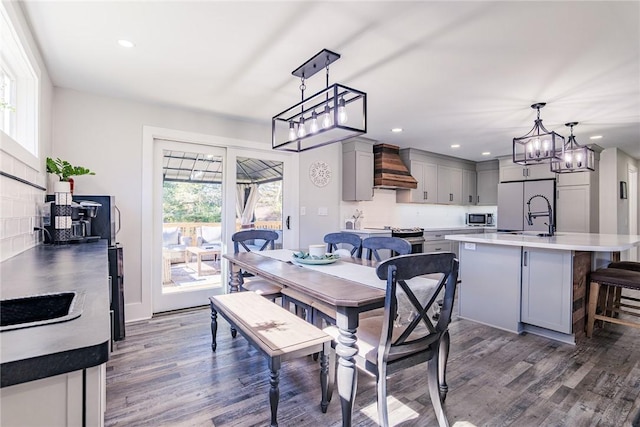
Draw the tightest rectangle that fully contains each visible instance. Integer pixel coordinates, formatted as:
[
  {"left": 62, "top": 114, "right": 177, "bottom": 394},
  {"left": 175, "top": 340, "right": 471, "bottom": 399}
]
[{"left": 209, "top": 292, "right": 333, "bottom": 427}]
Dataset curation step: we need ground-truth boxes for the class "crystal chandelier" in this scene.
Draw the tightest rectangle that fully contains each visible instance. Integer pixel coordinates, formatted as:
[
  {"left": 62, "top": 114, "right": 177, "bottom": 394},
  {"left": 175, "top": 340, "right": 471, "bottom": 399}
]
[
  {"left": 512, "top": 103, "right": 564, "bottom": 165},
  {"left": 550, "top": 122, "right": 596, "bottom": 173},
  {"left": 272, "top": 49, "right": 367, "bottom": 152}
]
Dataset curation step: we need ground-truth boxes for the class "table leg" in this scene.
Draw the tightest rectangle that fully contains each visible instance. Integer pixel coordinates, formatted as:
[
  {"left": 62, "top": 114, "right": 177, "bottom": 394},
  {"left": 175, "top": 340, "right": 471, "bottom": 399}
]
[
  {"left": 197, "top": 253, "right": 203, "bottom": 276},
  {"left": 335, "top": 307, "right": 359, "bottom": 427},
  {"left": 228, "top": 263, "right": 242, "bottom": 338}
]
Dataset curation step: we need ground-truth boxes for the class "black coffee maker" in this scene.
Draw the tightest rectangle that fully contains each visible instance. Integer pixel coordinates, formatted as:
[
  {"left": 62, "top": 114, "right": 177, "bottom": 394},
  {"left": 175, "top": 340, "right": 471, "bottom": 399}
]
[{"left": 70, "top": 201, "right": 102, "bottom": 242}]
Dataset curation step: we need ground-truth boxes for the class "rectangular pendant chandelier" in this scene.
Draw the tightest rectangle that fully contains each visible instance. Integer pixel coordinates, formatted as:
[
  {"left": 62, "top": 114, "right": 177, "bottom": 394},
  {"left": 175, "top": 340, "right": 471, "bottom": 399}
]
[
  {"left": 512, "top": 103, "right": 564, "bottom": 165},
  {"left": 272, "top": 49, "right": 367, "bottom": 152},
  {"left": 550, "top": 122, "right": 596, "bottom": 173}
]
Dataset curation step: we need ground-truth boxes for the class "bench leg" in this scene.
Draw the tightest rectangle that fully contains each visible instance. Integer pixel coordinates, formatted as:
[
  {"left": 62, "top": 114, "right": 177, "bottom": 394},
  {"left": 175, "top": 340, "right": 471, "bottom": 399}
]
[
  {"left": 320, "top": 342, "right": 334, "bottom": 413},
  {"left": 209, "top": 299, "right": 218, "bottom": 351},
  {"left": 268, "top": 358, "right": 281, "bottom": 427}
]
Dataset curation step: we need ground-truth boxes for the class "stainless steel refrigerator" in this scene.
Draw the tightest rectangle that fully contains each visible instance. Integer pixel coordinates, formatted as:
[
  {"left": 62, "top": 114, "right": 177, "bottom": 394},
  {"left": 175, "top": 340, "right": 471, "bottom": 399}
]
[{"left": 497, "top": 179, "right": 556, "bottom": 233}]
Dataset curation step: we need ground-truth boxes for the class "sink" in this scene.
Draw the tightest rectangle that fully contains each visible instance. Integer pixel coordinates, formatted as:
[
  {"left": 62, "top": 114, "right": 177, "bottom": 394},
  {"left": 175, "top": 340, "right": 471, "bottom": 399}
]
[{"left": 0, "top": 291, "right": 85, "bottom": 332}]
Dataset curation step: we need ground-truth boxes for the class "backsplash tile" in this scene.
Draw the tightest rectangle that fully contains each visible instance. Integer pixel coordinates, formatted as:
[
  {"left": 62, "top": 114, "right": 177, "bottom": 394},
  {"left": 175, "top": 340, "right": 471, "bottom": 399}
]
[{"left": 0, "top": 154, "right": 45, "bottom": 262}]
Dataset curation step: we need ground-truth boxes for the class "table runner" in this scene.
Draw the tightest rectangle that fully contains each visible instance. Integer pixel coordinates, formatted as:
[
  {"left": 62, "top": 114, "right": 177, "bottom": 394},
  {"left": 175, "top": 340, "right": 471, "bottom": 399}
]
[{"left": 256, "top": 249, "right": 439, "bottom": 291}]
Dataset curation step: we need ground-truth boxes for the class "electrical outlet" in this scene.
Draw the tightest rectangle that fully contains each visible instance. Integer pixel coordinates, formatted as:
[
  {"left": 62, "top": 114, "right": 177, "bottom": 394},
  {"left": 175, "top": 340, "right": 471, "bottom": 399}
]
[
  {"left": 300, "top": 206, "right": 306, "bottom": 216},
  {"left": 318, "top": 207, "right": 328, "bottom": 216}
]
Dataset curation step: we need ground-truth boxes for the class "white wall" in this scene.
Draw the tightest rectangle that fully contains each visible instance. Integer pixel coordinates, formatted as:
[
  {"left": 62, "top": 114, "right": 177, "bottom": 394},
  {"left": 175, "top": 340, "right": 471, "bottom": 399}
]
[
  {"left": 52, "top": 88, "right": 275, "bottom": 320},
  {"left": 0, "top": 1, "right": 53, "bottom": 261},
  {"left": 599, "top": 147, "right": 639, "bottom": 236}
]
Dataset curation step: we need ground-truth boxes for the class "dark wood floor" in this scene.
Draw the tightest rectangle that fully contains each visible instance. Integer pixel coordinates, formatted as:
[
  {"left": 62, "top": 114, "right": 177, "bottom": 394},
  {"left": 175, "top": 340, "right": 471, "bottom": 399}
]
[{"left": 105, "top": 303, "right": 640, "bottom": 426}]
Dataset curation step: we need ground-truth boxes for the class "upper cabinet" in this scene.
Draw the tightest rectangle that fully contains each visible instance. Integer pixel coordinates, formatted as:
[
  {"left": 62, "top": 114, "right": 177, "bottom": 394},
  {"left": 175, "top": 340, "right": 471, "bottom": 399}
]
[
  {"left": 437, "top": 165, "right": 463, "bottom": 204},
  {"left": 342, "top": 139, "right": 374, "bottom": 201},
  {"left": 476, "top": 160, "right": 499, "bottom": 205},
  {"left": 396, "top": 159, "right": 438, "bottom": 203},
  {"left": 499, "top": 157, "right": 555, "bottom": 182},
  {"left": 397, "top": 148, "right": 476, "bottom": 206},
  {"left": 462, "top": 169, "right": 478, "bottom": 206}
]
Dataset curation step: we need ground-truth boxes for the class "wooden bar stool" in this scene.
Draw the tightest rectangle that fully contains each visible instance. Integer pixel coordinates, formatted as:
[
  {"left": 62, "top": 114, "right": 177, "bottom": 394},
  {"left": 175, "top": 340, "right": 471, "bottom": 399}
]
[{"left": 586, "top": 268, "right": 640, "bottom": 337}]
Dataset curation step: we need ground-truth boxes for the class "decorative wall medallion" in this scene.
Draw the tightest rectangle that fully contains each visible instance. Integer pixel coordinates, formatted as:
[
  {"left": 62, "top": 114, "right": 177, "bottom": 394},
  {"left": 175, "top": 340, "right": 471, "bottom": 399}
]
[{"left": 309, "top": 161, "right": 331, "bottom": 187}]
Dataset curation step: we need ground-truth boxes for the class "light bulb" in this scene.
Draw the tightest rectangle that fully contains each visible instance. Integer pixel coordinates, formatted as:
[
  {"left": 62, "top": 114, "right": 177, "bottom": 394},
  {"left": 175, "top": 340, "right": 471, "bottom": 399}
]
[
  {"left": 564, "top": 152, "right": 573, "bottom": 169},
  {"left": 338, "top": 97, "right": 348, "bottom": 124},
  {"left": 297, "top": 117, "right": 306, "bottom": 138},
  {"left": 576, "top": 152, "right": 583, "bottom": 167},
  {"left": 321, "top": 105, "right": 332, "bottom": 129},
  {"left": 288, "top": 121, "right": 296, "bottom": 141},
  {"left": 310, "top": 111, "right": 319, "bottom": 133}
]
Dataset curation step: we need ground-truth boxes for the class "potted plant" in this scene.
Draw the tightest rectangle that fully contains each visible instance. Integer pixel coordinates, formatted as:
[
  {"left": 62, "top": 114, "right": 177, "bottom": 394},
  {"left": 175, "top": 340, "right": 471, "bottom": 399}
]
[{"left": 46, "top": 157, "right": 95, "bottom": 193}]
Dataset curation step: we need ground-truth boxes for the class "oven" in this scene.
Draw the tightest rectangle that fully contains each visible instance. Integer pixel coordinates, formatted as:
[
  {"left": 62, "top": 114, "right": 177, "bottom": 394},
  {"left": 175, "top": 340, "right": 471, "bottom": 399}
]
[{"left": 391, "top": 227, "right": 425, "bottom": 254}]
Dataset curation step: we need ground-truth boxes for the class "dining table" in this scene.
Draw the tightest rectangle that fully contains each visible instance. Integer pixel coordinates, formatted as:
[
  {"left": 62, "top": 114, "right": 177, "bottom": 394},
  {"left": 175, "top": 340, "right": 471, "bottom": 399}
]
[{"left": 222, "top": 249, "right": 388, "bottom": 427}]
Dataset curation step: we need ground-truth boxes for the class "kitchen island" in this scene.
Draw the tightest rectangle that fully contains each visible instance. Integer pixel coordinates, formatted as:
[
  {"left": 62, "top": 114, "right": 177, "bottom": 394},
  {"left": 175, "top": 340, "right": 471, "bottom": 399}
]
[
  {"left": 445, "top": 232, "right": 640, "bottom": 344},
  {"left": 0, "top": 241, "right": 111, "bottom": 426}
]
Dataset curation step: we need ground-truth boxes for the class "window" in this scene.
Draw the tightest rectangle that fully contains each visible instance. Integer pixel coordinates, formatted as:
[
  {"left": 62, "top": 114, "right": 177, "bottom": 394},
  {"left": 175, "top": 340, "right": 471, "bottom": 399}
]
[{"left": 0, "top": 2, "right": 39, "bottom": 157}]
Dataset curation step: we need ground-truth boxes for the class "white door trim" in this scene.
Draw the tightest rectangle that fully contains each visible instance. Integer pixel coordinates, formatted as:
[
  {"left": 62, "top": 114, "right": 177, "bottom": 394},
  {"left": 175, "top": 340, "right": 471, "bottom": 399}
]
[{"left": 133, "top": 126, "right": 299, "bottom": 321}]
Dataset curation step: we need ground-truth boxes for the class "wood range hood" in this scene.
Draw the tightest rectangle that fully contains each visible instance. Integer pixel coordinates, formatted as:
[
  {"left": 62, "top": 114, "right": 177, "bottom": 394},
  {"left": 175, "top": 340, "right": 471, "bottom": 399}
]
[{"left": 373, "top": 144, "right": 418, "bottom": 190}]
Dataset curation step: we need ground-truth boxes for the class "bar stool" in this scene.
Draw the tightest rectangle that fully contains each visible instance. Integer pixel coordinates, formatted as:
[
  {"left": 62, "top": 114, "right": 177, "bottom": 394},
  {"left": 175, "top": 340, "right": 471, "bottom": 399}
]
[
  {"left": 586, "top": 267, "right": 640, "bottom": 337},
  {"left": 608, "top": 261, "right": 640, "bottom": 272}
]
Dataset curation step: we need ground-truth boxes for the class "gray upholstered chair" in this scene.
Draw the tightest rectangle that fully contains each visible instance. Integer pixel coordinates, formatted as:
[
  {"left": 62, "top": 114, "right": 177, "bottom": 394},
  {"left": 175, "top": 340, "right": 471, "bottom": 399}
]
[
  {"left": 162, "top": 227, "right": 191, "bottom": 263},
  {"left": 325, "top": 252, "right": 459, "bottom": 427}
]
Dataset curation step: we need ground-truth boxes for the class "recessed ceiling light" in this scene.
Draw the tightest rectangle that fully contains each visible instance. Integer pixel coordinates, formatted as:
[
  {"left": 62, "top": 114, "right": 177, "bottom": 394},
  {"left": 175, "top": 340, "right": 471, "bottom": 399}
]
[
  {"left": 450, "top": 144, "right": 460, "bottom": 148},
  {"left": 481, "top": 152, "right": 491, "bottom": 156},
  {"left": 589, "top": 135, "right": 603, "bottom": 140},
  {"left": 118, "top": 39, "right": 135, "bottom": 48},
  {"left": 391, "top": 128, "right": 403, "bottom": 133}
]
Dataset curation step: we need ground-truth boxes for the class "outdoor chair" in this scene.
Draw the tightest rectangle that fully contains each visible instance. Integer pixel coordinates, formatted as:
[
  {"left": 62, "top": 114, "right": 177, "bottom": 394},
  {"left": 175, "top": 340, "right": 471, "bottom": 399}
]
[
  {"left": 323, "top": 232, "right": 362, "bottom": 258},
  {"left": 162, "top": 227, "right": 191, "bottom": 263},
  {"left": 362, "top": 236, "right": 412, "bottom": 261},
  {"left": 325, "top": 252, "right": 459, "bottom": 427},
  {"left": 231, "top": 229, "right": 283, "bottom": 301}
]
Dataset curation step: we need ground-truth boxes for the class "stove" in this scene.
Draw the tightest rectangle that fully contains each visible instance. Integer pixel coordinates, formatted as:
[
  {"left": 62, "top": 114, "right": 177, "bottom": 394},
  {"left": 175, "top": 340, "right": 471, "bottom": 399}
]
[{"left": 391, "top": 227, "right": 425, "bottom": 253}]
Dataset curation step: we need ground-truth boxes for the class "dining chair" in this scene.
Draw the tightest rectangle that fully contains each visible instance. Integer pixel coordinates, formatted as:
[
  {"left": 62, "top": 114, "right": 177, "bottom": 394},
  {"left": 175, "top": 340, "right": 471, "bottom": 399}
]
[
  {"left": 231, "top": 229, "right": 283, "bottom": 302},
  {"left": 325, "top": 252, "right": 459, "bottom": 427},
  {"left": 323, "top": 232, "right": 363, "bottom": 258},
  {"left": 362, "top": 236, "right": 412, "bottom": 261}
]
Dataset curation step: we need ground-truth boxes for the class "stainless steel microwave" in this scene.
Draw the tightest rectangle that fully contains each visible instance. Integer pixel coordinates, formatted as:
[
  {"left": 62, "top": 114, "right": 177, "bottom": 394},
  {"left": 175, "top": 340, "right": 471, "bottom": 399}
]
[{"left": 466, "top": 213, "right": 494, "bottom": 226}]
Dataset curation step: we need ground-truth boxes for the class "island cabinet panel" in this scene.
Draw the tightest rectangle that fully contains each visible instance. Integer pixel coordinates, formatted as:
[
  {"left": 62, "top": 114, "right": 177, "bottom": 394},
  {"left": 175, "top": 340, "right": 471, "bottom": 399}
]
[
  {"left": 458, "top": 243, "right": 522, "bottom": 333},
  {"left": 521, "top": 248, "right": 573, "bottom": 334}
]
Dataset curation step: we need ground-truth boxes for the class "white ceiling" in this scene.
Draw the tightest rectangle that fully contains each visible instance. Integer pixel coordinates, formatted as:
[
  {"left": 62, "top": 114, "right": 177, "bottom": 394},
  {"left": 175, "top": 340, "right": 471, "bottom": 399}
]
[{"left": 21, "top": 0, "right": 640, "bottom": 162}]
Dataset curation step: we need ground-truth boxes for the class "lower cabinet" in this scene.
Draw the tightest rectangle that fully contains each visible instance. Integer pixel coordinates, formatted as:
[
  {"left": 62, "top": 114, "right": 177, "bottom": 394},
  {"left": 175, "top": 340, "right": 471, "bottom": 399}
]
[
  {"left": 0, "top": 364, "right": 106, "bottom": 427},
  {"left": 521, "top": 248, "right": 572, "bottom": 334},
  {"left": 458, "top": 243, "right": 574, "bottom": 336}
]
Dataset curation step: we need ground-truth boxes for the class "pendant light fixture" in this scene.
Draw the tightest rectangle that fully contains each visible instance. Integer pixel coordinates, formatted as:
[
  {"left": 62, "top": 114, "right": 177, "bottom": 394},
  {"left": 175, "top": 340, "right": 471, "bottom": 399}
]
[
  {"left": 512, "top": 103, "right": 564, "bottom": 165},
  {"left": 272, "top": 49, "right": 367, "bottom": 152},
  {"left": 550, "top": 122, "right": 596, "bottom": 173}
]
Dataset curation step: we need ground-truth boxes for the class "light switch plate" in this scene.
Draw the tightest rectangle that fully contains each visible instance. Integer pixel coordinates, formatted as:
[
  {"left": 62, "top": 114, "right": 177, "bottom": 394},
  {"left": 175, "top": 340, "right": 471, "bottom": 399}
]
[
  {"left": 300, "top": 207, "right": 306, "bottom": 215},
  {"left": 318, "top": 207, "right": 328, "bottom": 216}
]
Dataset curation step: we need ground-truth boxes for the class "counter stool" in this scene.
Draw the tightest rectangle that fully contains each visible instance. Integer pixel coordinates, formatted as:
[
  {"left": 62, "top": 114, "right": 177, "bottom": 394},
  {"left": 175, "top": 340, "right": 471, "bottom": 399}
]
[
  {"left": 608, "top": 261, "right": 640, "bottom": 272},
  {"left": 586, "top": 268, "right": 640, "bottom": 337}
]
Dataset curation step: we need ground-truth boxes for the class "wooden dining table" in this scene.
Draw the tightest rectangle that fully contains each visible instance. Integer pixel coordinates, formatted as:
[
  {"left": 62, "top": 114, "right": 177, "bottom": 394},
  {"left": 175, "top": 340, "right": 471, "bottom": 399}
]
[{"left": 222, "top": 251, "right": 386, "bottom": 427}]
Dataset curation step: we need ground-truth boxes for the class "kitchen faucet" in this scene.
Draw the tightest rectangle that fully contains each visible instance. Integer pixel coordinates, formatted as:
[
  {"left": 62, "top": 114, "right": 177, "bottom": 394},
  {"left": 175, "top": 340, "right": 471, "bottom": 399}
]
[{"left": 526, "top": 194, "right": 555, "bottom": 237}]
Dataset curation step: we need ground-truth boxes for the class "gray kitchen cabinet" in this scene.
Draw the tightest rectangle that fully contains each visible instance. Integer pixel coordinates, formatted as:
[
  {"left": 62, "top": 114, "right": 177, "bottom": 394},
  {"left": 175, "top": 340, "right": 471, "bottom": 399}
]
[
  {"left": 342, "top": 139, "right": 374, "bottom": 201},
  {"left": 458, "top": 243, "right": 523, "bottom": 333},
  {"left": 521, "top": 247, "right": 572, "bottom": 334},
  {"left": 476, "top": 169, "right": 499, "bottom": 205},
  {"left": 437, "top": 165, "right": 463, "bottom": 204},
  {"left": 396, "top": 160, "right": 438, "bottom": 203},
  {"left": 555, "top": 154, "right": 600, "bottom": 233},
  {"left": 423, "top": 230, "right": 452, "bottom": 254},
  {"left": 462, "top": 169, "right": 477, "bottom": 205},
  {"left": 499, "top": 156, "right": 555, "bottom": 182}
]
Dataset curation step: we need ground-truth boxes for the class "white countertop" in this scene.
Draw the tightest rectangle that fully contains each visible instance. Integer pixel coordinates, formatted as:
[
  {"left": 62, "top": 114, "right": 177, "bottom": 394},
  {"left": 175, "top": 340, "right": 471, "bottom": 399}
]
[{"left": 445, "top": 232, "right": 640, "bottom": 252}]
